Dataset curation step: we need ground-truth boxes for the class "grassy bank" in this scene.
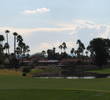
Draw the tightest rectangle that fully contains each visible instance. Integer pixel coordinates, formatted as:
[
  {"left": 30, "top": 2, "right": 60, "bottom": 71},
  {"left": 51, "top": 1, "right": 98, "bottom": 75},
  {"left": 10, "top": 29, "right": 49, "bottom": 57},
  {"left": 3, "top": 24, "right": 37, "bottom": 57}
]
[{"left": 88, "top": 68, "right": 110, "bottom": 74}]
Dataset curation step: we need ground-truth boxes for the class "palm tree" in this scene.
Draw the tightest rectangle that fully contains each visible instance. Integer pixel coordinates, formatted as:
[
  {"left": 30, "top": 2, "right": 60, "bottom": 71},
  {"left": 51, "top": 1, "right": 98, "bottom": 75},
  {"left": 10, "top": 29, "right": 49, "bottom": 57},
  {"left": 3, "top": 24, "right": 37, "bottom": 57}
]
[
  {"left": 59, "top": 45, "right": 63, "bottom": 54},
  {"left": 17, "top": 35, "right": 23, "bottom": 43},
  {"left": 13, "top": 32, "right": 18, "bottom": 54},
  {"left": 76, "top": 39, "right": 85, "bottom": 56},
  {"left": 23, "top": 45, "right": 30, "bottom": 56},
  {"left": 41, "top": 50, "right": 46, "bottom": 57},
  {"left": 4, "top": 43, "right": 9, "bottom": 54},
  {"left": 70, "top": 48, "right": 74, "bottom": 57},
  {"left": 85, "top": 50, "right": 88, "bottom": 57},
  {"left": 0, "top": 35, "right": 5, "bottom": 54},
  {"left": 5, "top": 30, "right": 10, "bottom": 54},
  {"left": 53, "top": 47, "right": 56, "bottom": 54},
  {"left": 62, "top": 42, "right": 67, "bottom": 52},
  {"left": 74, "top": 50, "right": 77, "bottom": 56},
  {"left": 16, "top": 35, "right": 25, "bottom": 57},
  {"left": 0, "top": 35, "right": 4, "bottom": 45},
  {"left": 17, "top": 41, "right": 26, "bottom": 63},
  {"left": 15, "top": 47, "right": 21, "bottom": 58}
]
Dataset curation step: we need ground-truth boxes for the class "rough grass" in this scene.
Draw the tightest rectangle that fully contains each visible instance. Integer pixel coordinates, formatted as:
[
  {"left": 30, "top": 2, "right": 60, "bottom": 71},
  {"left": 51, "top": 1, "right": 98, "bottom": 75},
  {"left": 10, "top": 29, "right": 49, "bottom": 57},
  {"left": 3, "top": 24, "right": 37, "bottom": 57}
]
[{"left": 0, "top": 69, "right": 21, "bottom": 75}]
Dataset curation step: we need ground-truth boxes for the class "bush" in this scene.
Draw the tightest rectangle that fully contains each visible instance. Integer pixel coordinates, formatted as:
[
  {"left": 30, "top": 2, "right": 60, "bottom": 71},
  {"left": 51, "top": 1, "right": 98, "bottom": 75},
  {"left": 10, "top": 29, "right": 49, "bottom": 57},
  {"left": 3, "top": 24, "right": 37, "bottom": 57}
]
[
  {"left": 22, "top": 67, "right": 31, "bottom": 76},
  {"left": 22, "top": 72, "right": 26, "bottom": 76}
]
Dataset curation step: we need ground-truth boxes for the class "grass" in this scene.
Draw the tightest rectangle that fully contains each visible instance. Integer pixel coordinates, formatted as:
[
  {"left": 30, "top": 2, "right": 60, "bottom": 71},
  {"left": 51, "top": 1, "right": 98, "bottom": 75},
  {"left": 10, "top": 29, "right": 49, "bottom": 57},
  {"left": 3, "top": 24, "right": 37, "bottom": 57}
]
[
  {"left": 0, "top": 70, "right": 110, "bottom": 99},
  {"left": 0, "top": 69, "right": 21, "bottom": 75},
  {"left": 0, "top": 89, "right": 110, "bottom": 100},
  {"left": 29, "top": 67, "right": 61, "bottom": 76},
  {"left": 88, "top": 68, "right": 110, "bottom": 74}
]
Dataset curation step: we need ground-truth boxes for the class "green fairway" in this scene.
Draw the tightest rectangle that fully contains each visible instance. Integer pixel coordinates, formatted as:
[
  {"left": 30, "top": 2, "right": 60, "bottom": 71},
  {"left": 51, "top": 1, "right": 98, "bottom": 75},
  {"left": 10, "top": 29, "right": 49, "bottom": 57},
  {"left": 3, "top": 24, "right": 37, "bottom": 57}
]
[
  {"left": 89, "top": 68, "right": 110, "bottom": 74},
  {"left": 0, "top": 75, "right": 110, "bottom": 99},
  {"left": 0, "top": 89, "right": 110, "bottom": 100}
]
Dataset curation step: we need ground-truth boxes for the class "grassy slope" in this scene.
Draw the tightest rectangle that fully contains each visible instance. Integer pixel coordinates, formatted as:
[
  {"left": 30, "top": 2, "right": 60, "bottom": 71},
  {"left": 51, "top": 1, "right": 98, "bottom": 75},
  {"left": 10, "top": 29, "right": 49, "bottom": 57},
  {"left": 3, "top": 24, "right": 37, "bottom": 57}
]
[
  {"left": 88, "top": 68, "right": 110, "bottom": 74},
  {"left": 0, "top": 75, "right": 110, "bottom": 99}
]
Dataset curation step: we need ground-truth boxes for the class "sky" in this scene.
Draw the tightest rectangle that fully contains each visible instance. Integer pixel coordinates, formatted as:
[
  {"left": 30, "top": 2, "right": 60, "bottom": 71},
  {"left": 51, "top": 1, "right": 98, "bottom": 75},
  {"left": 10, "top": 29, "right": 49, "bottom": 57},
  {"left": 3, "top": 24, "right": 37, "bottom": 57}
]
[{"left": 0, "top": 0, "right": 110, "bottom": 54}]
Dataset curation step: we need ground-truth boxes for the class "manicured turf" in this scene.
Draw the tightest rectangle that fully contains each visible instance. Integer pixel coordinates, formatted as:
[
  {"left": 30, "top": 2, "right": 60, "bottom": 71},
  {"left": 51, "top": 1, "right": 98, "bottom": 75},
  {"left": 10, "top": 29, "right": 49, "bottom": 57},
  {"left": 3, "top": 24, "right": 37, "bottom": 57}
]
[
  {"left": 0, "top": 89, "right": 110, "bottom": 100},
  {"left": 89, "top": 68, "right": 110, "bottom": 74},
  {"left": 0, "top": 75, "right": 110, "bottom": 99}
]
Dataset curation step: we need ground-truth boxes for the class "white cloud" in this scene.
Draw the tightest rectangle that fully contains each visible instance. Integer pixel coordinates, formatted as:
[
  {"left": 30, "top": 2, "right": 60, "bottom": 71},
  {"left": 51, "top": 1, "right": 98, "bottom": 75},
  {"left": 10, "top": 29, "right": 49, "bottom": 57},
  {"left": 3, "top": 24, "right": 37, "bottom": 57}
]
[
  {"left": 67, "top": 19, "right": 110, "bottom": 38},
  {"left": 31, "top": 19, "right": 110, "bottom": 53},
  {"left": 1, "top": 19, "right": 110, "bottom": 38},
  {"left": 1, "top": 19, "right": 110, "bottom": 39},
  {"left": 23, "top": 8, "right": 50, "bottom": 14},
  {"left": 1, "top": 19, "right": 110, "bottom": 54},
  {"left": 0, "top": 26, "right": 74, "bottom": 36}
]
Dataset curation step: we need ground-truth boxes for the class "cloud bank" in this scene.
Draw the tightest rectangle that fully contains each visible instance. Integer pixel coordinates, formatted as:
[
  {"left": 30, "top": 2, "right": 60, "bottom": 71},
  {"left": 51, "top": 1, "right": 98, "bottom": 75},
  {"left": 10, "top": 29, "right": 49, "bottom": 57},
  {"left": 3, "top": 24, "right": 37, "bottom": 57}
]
[
  {"left": 1, "top": 19, "right": 110, "bottom": 54},
  {"left": 1, "top": 19, "right": 110, "bottom": 38}
]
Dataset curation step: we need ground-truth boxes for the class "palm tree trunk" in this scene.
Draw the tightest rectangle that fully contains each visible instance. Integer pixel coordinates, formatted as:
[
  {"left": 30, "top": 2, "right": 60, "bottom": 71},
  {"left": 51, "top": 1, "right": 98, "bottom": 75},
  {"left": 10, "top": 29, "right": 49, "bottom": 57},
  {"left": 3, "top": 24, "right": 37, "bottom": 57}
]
[
  {"left": 6, "top": 34, "right": 9, "bottom": 54},
  {"left": 14, "top": 36, "right": 16, "bottom": 54}
]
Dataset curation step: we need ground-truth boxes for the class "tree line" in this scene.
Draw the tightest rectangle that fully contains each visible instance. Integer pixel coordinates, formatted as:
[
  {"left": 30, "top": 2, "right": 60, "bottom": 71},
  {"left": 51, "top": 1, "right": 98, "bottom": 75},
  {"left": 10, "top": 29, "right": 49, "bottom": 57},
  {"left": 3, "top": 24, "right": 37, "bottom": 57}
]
[
  {"left": 41, "top": 38, "right": 110, "bottom": 69},
  {"left": 0, "top": 30, "right": 30, "bottom": 65}
]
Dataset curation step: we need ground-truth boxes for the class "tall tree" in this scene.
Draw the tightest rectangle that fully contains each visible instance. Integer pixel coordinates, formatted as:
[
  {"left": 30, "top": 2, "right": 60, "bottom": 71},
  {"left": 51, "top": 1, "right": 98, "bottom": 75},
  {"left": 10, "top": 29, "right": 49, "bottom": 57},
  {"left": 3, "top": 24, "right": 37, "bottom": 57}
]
[
  {"left": 16, "top": 35, "right": 24, "bottom": 58},
  {"left": 59, "top": 45, "right": 63, "bottom": 54},
  {"left": 5, "top": 30, "right": 10, "bottom": 54},
  {"left": 70, "top": 48, "right": 74, "bottom": 57},
  {"left": 22, "top": 45, "right": 30, "bottom": 56},
  {"left": 62, "top": 42, "right": 67, "bottom": 52},
  {"left": 4, "top": 43, "right": 9, "bottom": 54},
  {"left": 0, "top": 35, "right": 4, "bottom": 45},
  {"left": 47, "top": 48, "right": 57, "bottom": 60},
  {"left": 41, "top": 50, "right": 46, "bottom": 57},
  {"left": 85, "top": 50, "right": 89, "bottom": 57},
  {"left": 87, "top": 38, "right": 110, "bottom": 68},
  {"left": 0, "top": 35, "right": 4, "bottom": 54},
  {"left": 53, "top": 47, "right": 56, "bottom": 54},
  {"left": 17, "top": 35, "right": 23, "bottom": 43},
  {"left": 47, "top": 49, "right": 53, "bottom": 60},
  {"left": 76, "top": 40, "right": 85, "bottom": 57},
  {"left": 13, "top": 32, "right": 18, "bottom": 54}
]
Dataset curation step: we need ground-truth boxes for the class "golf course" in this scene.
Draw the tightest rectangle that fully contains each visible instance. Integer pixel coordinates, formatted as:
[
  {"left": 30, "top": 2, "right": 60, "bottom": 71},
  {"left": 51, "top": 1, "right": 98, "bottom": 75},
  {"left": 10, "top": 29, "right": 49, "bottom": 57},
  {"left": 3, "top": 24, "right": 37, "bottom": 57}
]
[{"left": 0, "top": 70, "right": 110, "bottom": 100}]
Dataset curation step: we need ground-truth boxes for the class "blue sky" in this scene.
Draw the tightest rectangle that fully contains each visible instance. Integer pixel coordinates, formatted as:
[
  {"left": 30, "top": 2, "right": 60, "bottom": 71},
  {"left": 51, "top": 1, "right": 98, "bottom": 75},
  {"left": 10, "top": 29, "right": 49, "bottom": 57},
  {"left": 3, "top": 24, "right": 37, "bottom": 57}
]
[{"left": 0, "top": 0, "right": 110, "bottom": 54}]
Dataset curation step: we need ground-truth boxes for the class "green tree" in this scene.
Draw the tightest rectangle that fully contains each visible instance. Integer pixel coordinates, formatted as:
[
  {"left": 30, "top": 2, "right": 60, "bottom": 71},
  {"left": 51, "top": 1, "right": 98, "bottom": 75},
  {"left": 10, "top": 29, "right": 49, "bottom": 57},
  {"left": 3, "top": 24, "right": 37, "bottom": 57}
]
[
  {"left": 47, "top": 49, "right": 53, "bottom": 59},
  {"left": 23, "top": 45, "right": 30, "bottom": 57},
  {"left": 87, "top": 38, "right": 110, "bottom": 68},
  {"left": 76, "top": 40, "right": 85, "bottom": 57}
]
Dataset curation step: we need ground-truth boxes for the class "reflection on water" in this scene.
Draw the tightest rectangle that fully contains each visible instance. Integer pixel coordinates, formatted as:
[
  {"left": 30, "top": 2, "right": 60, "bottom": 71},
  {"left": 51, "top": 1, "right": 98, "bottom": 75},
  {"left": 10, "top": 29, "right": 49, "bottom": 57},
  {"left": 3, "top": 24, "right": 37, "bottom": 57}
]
[{"left": 35, "top": 76, "right": 96, "bottom": 79}]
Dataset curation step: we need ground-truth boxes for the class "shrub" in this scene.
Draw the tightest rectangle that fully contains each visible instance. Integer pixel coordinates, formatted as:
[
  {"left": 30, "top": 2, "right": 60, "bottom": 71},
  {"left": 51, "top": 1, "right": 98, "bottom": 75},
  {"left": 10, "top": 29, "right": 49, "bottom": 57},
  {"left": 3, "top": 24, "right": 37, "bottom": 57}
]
[{"left": 22, "top": 67, "right": 31, "bottom": 76}]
